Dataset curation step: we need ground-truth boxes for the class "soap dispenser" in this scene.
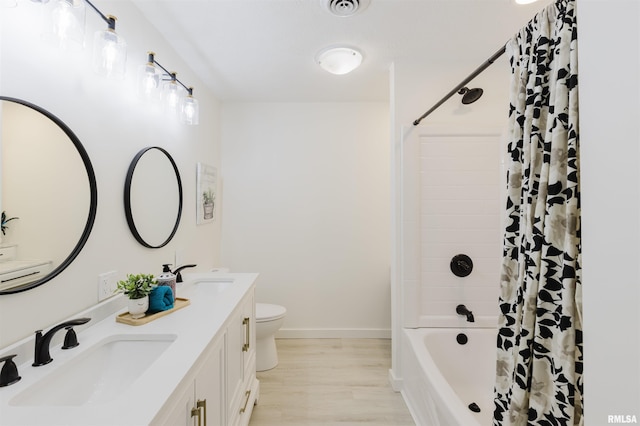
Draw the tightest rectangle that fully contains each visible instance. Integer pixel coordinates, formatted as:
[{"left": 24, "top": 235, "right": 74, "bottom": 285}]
[{"left": 158, "top": 264, "right": 177, "bottom": 302}]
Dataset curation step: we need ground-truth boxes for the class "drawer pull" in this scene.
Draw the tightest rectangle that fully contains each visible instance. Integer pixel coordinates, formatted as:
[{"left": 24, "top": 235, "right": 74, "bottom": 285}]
[
  {"left": 240, "top": 390, "right": 251, "bottom": 414},
  {"left": 197, "top": 399, "right": 207, "bottom": 425},
  {"left": 242, "top": 317, "right": 250, "bottom": 352},
  {"left": 190, "top": 406, "right": 201, "bottom": 426}
]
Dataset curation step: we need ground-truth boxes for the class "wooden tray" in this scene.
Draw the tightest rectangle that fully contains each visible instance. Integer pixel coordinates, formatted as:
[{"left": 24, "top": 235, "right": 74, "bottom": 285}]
[{"left": 116, "top": 297, "right": 190, "bottom": 326}]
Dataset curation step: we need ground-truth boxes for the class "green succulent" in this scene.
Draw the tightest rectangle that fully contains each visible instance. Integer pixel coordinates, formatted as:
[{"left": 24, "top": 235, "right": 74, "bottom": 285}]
[{"left": 116, "top": 273, "right": 156, "bottom": 299}]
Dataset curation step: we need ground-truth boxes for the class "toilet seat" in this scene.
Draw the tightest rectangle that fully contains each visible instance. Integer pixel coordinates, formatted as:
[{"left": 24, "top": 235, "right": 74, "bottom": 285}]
[{"left": 256, "top": 303, "right": 286, "bottom": 322}]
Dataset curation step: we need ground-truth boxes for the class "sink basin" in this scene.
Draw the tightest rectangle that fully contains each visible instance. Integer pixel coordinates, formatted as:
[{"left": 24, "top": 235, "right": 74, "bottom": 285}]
[
  {"left": 183, "top": 280, "right": 232, "bottom": 298},
  {"left": 10, "top": 334, "right": 176, "bottom": 407}
]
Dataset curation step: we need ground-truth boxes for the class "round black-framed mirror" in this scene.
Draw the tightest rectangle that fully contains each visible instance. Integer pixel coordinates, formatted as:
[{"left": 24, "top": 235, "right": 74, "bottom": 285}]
[
  {"left": 0, "top": 96, "right": 98, "bottom": 295},
  {"left": 124, "top": 146, "right": 183, "bottom": 249}
]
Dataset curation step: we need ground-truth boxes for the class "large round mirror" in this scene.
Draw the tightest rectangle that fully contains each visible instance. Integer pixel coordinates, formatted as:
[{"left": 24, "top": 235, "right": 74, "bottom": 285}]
[
  {"left": 124, "top": 146, "right": 182, "bottom": 248},
  {"left": 0, "top": 97, "right": 97, "bottom": 294}
]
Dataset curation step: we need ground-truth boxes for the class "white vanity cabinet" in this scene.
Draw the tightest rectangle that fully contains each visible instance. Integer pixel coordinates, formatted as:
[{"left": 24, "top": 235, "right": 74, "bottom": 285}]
[{"left": 153, "top": 287, "right": 258, "bottom": 426}]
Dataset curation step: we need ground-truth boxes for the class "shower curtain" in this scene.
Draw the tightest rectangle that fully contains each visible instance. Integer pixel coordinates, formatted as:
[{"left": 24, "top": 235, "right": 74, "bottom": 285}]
[{"left": 493, "top": 0, "right": 582, "bottom": 425}]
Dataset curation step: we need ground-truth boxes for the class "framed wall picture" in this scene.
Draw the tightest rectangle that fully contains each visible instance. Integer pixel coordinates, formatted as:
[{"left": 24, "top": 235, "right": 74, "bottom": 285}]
[{"left": 196, "top": 163, "right": 216, "bottom": 225}]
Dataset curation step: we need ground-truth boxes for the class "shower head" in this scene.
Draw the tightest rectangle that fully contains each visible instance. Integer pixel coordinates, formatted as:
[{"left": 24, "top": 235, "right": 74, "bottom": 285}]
[{"left": 458, "top": 87, "right": 483, "bottom": 104}]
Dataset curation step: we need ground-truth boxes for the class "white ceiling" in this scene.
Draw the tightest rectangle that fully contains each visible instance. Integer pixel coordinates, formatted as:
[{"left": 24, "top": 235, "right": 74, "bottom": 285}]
[{"left": 131, "top": 0, "right": 549, "bottom": 103}]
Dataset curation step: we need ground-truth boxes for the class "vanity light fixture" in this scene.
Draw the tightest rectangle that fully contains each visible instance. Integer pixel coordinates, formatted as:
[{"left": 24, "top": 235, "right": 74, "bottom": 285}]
[
  {"left": 514, "top": 0, "right": 540, "bottom": 4},
  {"left": 137, "top": 51, "right": 161, "bottom": 100},
  {"left": 180, "top": 88, "right": 199, "bottom": 125},
  {"left": 315, "top": 46, "right": 363, "bottom": 75},
  {"left": 163, "top": 72, "right": 182, "bottom": 114},
  {"left": 47, "top": 0, "right": 126, "bottom": 77},
  {"left": 139, "top": 53, "right": 199, "bottom": 125},
  {"left": 51, "top": 0, "right": 86, "bottom": 50},
  {"left": 85, "top": 0, "right": 126, "bottom": 79}
]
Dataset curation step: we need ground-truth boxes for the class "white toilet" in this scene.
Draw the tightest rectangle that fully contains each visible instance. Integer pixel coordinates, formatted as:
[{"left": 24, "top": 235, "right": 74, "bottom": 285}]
[{"left": 255, "top": 303, "right": 287, "bottom": 371}]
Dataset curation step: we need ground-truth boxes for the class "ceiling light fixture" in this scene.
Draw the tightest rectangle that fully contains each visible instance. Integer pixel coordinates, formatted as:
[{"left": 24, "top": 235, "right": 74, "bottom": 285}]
[
  {"left": 138, "top": 52, "right": 199, "bottom": 125},
  {"left": 315, "top": 46, "right": 363, "bottom": 75},
  {"left": 514, "top": 0, "right": 540, "bottom": 4}
]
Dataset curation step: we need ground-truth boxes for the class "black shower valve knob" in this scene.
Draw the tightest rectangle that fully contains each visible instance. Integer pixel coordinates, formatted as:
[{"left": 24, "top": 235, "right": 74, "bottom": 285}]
[{"left": 450, "top": 254, "right": 473, "bottom": 277}]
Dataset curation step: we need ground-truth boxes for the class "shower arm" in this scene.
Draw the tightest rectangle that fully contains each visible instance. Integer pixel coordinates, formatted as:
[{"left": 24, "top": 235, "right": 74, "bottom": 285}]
[{"left": 412, "top": 45, "right": 506, "bottom": 126}]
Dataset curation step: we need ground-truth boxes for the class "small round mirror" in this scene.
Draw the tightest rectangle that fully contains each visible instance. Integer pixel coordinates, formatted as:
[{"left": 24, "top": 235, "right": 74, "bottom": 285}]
[{"left": 124, "top": 147, "right": 182, "bottom": 249}]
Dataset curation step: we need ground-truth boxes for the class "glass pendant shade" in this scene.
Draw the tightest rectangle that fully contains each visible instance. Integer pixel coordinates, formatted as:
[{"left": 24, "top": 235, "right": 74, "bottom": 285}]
[
  {"left": 93, "top": 25, "right": 127, "bottom": 79},
  {"left": 137, "top": 62, "right": 160, "bottom": 100},
  {"left": 51, "top": 0, "right": 85, "bottom": 49},
  {"left": 180, "top": 92, "right": 199, "bottom": 125},
  {"left": 162, "top": 76, "right": 182, "bottom": 115}
]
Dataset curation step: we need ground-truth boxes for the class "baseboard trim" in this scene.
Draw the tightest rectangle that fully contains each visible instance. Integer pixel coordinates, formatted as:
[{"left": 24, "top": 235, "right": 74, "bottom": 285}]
[
  {"left": 388, "top": 368, "right": 403, "bottom": 392},
  {"left": 276, "top": 328, "right": 391, "bottom": 339}
]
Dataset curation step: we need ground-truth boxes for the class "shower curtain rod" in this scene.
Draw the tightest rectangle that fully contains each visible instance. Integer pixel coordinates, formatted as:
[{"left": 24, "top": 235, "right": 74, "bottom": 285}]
[{"left": 412, "top": 45, "right": 507, "bottom": 126}]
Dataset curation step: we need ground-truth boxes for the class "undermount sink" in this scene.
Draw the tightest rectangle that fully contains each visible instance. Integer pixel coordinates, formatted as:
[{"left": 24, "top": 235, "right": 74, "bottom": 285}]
[
  {"left": 10, "top": 334, "right": 176, "bottom": 407},
  {"left": 184, "top": 279, "right": 233, "bottom": 297}
]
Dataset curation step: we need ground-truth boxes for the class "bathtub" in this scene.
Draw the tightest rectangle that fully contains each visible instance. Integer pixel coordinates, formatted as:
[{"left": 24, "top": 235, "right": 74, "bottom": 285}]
[{"left": 400, "top": 328, "right": 497, "bottom": 425}]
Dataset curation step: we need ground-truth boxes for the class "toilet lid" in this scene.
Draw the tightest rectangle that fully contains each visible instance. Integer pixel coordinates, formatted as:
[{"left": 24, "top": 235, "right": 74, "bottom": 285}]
[{"left": 256, "top": 303, "right": 286, "bottom": 322}]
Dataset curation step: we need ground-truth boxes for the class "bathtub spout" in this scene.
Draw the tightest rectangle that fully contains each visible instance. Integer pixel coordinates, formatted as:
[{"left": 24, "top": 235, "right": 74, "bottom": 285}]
[{"left": 456, "top": 304, "right": 475, "bottom": 322}]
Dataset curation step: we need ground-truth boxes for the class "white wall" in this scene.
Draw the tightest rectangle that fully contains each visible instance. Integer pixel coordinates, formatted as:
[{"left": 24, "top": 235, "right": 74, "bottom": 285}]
[
  {"left": 0, "top": 0, "right": 221, "bottom": 346},
  {"left": 220, "top": 102, "right": 391, "bottom": 337},
  {"left": 579, "top": 0, "right": 640, "bottom": 418}
]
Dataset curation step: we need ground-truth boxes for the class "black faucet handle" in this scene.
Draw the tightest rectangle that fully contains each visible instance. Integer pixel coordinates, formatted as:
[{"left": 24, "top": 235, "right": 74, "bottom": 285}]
[
  {"left": 0, "top": 354, "right": 21, "bottom": 387},
  {"left": 62, "top": 326, "right": 79, "bottom": 349},
  {"left": 61, "top": 318, "right": 90, "bottom": 349}
]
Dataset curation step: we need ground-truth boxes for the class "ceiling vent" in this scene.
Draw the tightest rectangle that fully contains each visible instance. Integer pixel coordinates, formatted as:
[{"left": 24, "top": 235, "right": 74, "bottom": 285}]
[{"left": 323, "top": 0, "right": 370, "bottom": 17}]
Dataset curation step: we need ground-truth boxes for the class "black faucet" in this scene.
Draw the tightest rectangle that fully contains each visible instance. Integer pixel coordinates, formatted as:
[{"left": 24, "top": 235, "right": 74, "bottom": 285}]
[
  {"left": 172, "top": 264, "right": 197, "bottom": 283},
  {"left": 456, "top": 304, "right": 475, "bottom": 323},
  {"left": 33, "top": 317, "right": 91, "bottom": 367}
]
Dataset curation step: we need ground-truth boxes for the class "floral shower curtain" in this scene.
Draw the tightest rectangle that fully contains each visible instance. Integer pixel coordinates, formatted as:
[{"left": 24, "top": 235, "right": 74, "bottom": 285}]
[{"left": 493, "top": 0, "right": 583, "bottom": 425}]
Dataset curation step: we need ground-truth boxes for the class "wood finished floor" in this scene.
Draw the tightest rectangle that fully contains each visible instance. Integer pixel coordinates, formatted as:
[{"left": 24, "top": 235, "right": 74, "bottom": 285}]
[{"left": 248, "top": 339, "right": 415, "bottom": 426}]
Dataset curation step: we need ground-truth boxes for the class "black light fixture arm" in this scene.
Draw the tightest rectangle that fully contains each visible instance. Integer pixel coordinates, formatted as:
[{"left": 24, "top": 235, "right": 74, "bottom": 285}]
[
  {"left": 147, "top": 52, "right": 195, "bottom": 95},
  {"left": 412, "top": 45, "right": 506, "bottom": 126},
  {"left": 84, "top": 0, "right": 116, "bottom": 30}
]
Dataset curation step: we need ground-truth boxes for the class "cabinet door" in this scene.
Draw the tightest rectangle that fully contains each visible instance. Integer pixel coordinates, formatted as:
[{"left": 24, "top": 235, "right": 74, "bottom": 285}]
[
  {"left": 154, "top": 381, "right": 195, "bottom": 426},
  {"left": 195, "top": 335, "right": 226, "bottom": 426},
  {"left": 226, "top": 304, "right": 245, "bottom": 417},
  {"left": 227, "top": 291, "right": 258, "bottom": 426}
]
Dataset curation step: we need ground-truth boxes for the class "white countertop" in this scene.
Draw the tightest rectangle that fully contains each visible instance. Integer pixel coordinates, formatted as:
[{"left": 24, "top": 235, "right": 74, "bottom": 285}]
[{"left": 0, "top": 272, "right": 258, "bottom": 426}]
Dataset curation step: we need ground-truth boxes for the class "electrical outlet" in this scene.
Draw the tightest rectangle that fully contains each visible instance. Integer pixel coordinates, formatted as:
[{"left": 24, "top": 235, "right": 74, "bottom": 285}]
[{"left": 98, "top": 271, "right": 118, "bottom": 302}]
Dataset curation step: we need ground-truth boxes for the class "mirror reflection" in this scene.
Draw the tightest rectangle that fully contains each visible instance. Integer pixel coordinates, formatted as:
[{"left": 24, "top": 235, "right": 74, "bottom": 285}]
[
  {"left": 0, "top": 97, "right": 97, "bottom": 294},
  {"left": 124, "top": 147, "right": 182, "bottom": 249}
]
